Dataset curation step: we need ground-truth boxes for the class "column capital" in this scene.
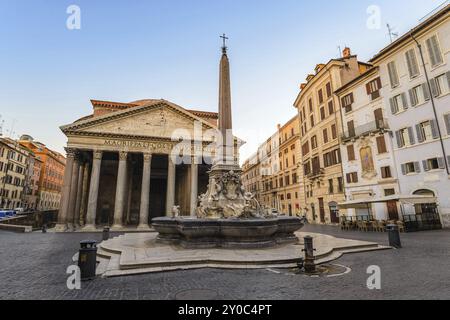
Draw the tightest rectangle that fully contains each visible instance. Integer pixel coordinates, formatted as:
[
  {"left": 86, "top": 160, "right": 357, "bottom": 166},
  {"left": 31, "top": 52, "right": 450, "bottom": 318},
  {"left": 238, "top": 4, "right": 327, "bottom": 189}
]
[
  {"left": 118, "top": 151, "right": 128, "bottom": 161},
  {"left": 93, "top": 150, "right": 103, "bottom": 160},
  {"left": 143, "top": 153, "right": 153, "bottom": 162},
  {"left": 65, "top": 148, "right": 77, "bottom": 159}
]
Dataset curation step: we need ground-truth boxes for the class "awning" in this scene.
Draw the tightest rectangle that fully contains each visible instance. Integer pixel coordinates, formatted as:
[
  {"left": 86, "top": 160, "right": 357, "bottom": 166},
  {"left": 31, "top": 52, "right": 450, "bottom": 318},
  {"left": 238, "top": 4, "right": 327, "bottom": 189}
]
[{"left": 338, "top": 195, "right": 437, "bottom": 209}]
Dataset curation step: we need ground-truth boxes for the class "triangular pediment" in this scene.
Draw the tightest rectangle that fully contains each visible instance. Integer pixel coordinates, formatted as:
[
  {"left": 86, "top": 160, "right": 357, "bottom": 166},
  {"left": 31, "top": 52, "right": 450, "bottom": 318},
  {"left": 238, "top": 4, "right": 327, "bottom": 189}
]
[{"left": 61, "top": 101, "right": 217, "bottom": 140}]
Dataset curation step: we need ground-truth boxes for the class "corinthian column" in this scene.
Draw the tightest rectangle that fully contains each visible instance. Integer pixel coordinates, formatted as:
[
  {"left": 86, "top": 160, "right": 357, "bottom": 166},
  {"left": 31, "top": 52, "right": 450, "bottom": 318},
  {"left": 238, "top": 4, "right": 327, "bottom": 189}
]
[
  {"left": 190, "top": 156, "right": 199, "bottom": 217},
  {"left": 66, "top": 154, "right": 81, "bottom": 231},
  {"left": 83, "top": 151, "right": 102, "bottom": 231},
  {"left": 165, "top": 156, "right": 176, "bottom": 216},
  {"left": 112, "top": 151, "right": 128, "bottom": 230},
  {"left": 138, "top": 153, "right": 152, "bottom": 230},
  {"left": 79, "top": 163, "right": 90, "bottom": 226},
  {"left": 73, "top": 161, "right": 85, "bottom": 229},
  {"left": 55, "top": 148, "right": 76, "bottom": 232}
]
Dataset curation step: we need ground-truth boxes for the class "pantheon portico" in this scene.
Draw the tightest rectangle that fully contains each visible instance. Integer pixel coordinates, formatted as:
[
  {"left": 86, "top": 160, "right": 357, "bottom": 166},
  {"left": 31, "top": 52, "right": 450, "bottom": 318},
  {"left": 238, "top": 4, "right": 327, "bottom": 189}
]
[{"left": 56, "top": 99, "right": 240, "bottom": 231}]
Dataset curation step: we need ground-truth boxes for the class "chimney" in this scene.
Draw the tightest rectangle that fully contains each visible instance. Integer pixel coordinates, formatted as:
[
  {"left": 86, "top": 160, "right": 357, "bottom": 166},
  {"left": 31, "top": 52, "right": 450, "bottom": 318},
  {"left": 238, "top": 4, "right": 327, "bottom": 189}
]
[{"left": 343, "top": 47, "right": 351, "bottom": 58}]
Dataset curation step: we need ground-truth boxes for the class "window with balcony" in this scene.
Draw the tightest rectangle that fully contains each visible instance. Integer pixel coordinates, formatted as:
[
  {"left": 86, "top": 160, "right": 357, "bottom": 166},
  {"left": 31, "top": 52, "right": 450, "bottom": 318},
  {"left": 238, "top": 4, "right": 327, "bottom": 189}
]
[
  {"left": 425, "top": 35, "right": 443, "bottom": 68},
  {"left": 312, "top": 156, "right": 321, "bottom": 175},
  {"left": 302, "top": 141, "right": 310, "bottom": 156}
]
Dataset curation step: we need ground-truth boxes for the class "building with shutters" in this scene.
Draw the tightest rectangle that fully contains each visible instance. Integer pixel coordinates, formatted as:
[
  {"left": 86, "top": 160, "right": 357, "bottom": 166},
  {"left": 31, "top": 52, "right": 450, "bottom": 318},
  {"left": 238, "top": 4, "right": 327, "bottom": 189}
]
[
  {"left": 242, "top": 115, "right": 304, "bottom": 216},
  {"left": 335, "top": 67, "right": 402, "bottom": 221},
  {"left": 369, "top": 4, "right": 450, "bottom": 228}
]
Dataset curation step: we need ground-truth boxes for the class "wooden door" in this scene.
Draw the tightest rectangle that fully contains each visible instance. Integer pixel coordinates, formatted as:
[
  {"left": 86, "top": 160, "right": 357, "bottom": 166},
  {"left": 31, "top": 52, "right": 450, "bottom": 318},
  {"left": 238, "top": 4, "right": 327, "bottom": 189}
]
[{"left": 387, "top": 201, "right": 399, "bottom": 220}]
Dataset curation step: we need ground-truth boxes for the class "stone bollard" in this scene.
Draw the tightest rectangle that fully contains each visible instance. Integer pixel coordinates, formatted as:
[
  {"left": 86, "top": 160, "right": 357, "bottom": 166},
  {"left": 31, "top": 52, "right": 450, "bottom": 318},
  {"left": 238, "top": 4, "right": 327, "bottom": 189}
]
[
  {"left": 42, "top": 224, "right": 47, "bottom": 233},
  {"left": 102, "top": 226, "right": 110, "bottom": 241},
  {"left": 302, "top": 236, "right": 316, "bottom": 273}
]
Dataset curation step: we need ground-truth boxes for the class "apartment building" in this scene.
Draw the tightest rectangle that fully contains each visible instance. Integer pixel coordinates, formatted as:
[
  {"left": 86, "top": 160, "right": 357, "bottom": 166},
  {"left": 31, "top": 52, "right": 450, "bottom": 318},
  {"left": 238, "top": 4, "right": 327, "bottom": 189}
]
[
  {"left": 0, "top": 137, "right": 31, "bottom": 209},
  {"left": 294, "top": 48, "right": 371, "bottom": 224},
  {"left": 335, "top": 67, "right": 401, "bottom": 221},
  {"left": 369, "top": 4, "right": 450, "bottom": 228}
]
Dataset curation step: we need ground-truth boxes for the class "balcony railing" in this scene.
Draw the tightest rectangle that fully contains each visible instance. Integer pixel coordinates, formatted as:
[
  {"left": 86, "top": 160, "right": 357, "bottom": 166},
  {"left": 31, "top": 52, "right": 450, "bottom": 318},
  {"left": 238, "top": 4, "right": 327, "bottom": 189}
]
[
  {"left": 342, "top": 119, "right": 390, "bottom": 142},
  {"left": 306, "top": 168, "right": 324, "bottom": 180}
]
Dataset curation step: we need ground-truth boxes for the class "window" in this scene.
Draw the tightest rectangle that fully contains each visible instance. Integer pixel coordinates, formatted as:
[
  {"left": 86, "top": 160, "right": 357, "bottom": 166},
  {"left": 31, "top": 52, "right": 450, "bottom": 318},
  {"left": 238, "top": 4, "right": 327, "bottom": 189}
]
[
  {"left": 320, "top": 106, "right": 326, "bottom": 120},
  {"left": 285, "top": 175, "right": 290, "bottom": 186},
  {"left": 390, "top": 93, "right": 408, "bottom": 114},
  {"left": 323, "top": 149, "right": 341, "bottom": 167},
  {"left": 384, "top": 189, "right": 395, "bottom": 196},
  {"left": 311, "top": 136, "right": 318, "bottom": 149},
  {"left": 409, "top": 83, "right": 430, "bottom": 106},
  {"left": 292, "top": 173, "right": 297, "bottom": 184},
  {"left": 444, "top": 114, "right": 450, "bottom": 135},
  {"left": 405, "top": 49, "right": 420, "bottom": 78},
  {"left": 416, "top": 120, "right": 438, "bottom": 143},
  {"left": 381, "top": 166, "right": 392, "bottom": 179},
  {"left": 337, "top": 177, "right": 343, "bottom": 193},
  {"left": 309, "top": 98, "right": 313, "bottom": 112},
  {"left": 326, "top": 82, "right": 332, "bottom": 97},
  {"left": 376, "top": 136, "right": 387, "bottom": 154},
  {"left": 396, "top": 127, "right": 415, "bottom": 148},
  {"left": 328, "top": 179, "right": 334, "bottom": 194},
  {"left": 331, "top": 124, "right": 337, "bottom": 140},
  {"left": 341, "top": 93, "right": 354, "bottom": 113},
  {"left": 328, "top": 100, "right": 334, "bottom": 115},
  {"left": 304, "top": 162, "right": 311, "bottom": 175},
  {"left": 312, "top": 156, "right": 321, "bottom": 175},
  {"left": 302, "top": 142, "right": 310, "bottom": 156},
  {"left": 431, "top": 73, "right": 450, "bottom": 97},
  {"left": 366, "top": 77, "right": 382, "bottom": 100},
  {"left": 423, "top": 158, "right": 442, "bottom": 171},
  {"left": 425, "top": 35, "right": 443, "bottom": 67},
  {"left": 347, "top": 144, "right": 355, "bottom": 161},
  {"left": 387, "top": 61, "right": 400, "bottom": 88},
  {"left": 346, "top": 172, "right": 358, "bottom": 184},
  {"left": 318, "top": 89, "right": 324, "bottom": 104},
  {"left": 402, "top": 162, "right": 420, "bottom": 175},
  {"left": 310, "top": 114, "right": 315, "bottom": 128},
  {"left": 323, "top": 128, "right": 328, "bottom": 143},
  {"left": 347, "top": 120, "right": 355, "bottom": 138}
]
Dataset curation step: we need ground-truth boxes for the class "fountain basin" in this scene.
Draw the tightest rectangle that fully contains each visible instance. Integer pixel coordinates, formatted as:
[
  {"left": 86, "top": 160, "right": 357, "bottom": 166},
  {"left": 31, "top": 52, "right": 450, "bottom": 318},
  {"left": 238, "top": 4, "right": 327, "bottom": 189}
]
[{"left": 152, "top": 216, "right": 304, "bottom": 249}]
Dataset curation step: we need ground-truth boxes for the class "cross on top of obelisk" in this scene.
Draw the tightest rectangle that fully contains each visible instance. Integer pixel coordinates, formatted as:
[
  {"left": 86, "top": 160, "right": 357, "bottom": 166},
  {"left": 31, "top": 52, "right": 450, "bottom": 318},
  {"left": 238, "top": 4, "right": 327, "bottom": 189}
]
[{"left": 220, "top": 33, "right": 229, "bottom": 53}]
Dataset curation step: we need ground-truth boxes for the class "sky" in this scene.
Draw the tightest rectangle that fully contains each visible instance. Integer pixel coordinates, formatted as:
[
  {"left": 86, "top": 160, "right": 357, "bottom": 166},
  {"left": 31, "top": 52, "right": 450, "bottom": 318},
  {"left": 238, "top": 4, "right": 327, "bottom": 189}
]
[{"left": 0, "top": 0, "right": 446, "bottom": 162}]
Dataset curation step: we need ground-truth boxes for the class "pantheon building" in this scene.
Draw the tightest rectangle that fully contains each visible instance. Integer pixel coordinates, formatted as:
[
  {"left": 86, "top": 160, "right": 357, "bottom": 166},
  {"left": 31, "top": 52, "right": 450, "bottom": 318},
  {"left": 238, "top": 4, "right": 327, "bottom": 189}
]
[{"left": 56, "top": 99, "right": 239, "bottom": 231}]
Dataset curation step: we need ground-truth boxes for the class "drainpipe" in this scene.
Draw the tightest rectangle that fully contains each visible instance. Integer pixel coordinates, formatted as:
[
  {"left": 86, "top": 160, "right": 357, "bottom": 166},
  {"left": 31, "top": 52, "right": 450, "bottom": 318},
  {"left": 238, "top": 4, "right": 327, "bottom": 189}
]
[{"left": 410, "top": 32, "right": 450, "bottom": 175}]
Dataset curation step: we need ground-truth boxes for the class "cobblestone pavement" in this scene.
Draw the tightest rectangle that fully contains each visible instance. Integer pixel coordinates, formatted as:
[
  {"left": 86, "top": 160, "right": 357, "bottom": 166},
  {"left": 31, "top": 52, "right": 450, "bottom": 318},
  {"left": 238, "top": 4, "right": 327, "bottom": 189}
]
[{"left": 0, "top": 225, "right": 449, "bottom": 300}]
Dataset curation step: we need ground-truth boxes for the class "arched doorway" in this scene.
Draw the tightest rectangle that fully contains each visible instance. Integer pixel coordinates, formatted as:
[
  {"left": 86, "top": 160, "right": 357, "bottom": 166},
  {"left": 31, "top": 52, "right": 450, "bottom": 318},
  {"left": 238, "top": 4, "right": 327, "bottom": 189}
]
[{"left": 412, "top": 189, "right": 437, "bottom": 215}]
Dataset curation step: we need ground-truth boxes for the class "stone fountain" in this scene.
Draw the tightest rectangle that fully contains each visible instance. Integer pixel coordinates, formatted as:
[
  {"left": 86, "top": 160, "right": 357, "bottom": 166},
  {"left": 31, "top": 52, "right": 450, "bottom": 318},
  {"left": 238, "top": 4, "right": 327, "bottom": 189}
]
[{"left": 152, "top": 38, "right": 303, "bottom": 249}]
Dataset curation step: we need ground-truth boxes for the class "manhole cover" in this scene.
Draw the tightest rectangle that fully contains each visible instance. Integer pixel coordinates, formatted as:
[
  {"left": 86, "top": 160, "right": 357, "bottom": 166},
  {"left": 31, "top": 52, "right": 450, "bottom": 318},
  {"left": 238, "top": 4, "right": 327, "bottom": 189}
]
[{"left": 175, "top": 289, "right": 219, "bottom": 300}]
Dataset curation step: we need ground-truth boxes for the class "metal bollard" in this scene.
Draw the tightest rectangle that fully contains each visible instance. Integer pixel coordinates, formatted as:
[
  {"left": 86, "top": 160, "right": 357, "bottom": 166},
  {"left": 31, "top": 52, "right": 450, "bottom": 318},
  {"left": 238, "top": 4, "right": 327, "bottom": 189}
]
[
  {"left": 387, "top": 224, "right": 402, "bottom": 248},
  {"left": 302, "top": 236, "right": 317, "bottom": 273},
  {"left": 78, "top": 240, "right": 97, "bottom": 281},
  {"left": 42, "top": 224, "right": 47, "bottom": 233},
  {"left": 102, "top": 226, "right": 110, "bottom": 241}
]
